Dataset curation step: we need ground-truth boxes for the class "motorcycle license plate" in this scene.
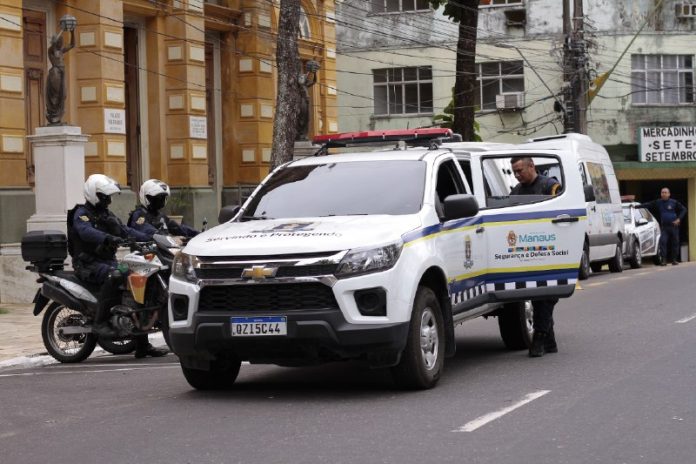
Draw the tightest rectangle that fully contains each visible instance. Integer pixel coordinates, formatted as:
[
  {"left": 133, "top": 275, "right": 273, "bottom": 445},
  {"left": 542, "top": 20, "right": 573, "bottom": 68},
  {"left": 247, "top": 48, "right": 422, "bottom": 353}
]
[{"left": 230, "top": 316, "right": 287, "bottom": 336}]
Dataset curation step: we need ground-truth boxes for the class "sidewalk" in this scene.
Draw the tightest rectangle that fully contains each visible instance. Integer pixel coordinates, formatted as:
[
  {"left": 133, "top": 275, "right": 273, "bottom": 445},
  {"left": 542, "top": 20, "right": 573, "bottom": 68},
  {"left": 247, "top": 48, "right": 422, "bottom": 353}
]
[{"left": 0, "top": 303, "right": 44, "bottom": 362}]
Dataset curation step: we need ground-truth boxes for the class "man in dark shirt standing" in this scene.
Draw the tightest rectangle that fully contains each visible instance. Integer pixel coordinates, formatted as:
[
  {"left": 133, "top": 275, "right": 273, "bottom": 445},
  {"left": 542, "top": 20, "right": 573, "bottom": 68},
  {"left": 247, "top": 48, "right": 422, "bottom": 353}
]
[
  {"left": 510, "top": 156, "right": 561, "bottom": 357},
  {"left": 640, "top": 187, "right": 686, "bottom": 265}
]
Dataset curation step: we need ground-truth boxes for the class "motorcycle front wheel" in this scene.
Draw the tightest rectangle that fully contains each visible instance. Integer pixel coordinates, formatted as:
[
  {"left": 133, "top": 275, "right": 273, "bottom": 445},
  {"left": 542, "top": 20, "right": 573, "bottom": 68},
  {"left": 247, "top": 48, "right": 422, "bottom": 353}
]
[
  {"left": 41, "top": 302, "right": 97, "bottom": 363},
  {"left": 98, "top": 338, "right": 136, "bottom": 355}
]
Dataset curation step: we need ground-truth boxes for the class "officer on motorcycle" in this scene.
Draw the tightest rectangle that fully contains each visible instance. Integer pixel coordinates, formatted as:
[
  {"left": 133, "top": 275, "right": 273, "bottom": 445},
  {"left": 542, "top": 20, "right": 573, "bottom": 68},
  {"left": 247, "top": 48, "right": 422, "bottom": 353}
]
[
  {"left": 67, "top": 174, "right": 168, "bottom": 358},
  {"left": 128, "top": 179, "right": 199, "bottom": 238}
]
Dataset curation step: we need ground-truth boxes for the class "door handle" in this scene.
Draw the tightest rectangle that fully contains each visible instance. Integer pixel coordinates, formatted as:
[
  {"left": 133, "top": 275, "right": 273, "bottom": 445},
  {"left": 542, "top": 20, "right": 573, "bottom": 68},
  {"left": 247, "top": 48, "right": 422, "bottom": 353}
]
[
  {"left": 475, "top": 226, "right": 485, "bottom": 234},
  {"left": 552, "top": 216, "right": 579, "bottom": 224}
]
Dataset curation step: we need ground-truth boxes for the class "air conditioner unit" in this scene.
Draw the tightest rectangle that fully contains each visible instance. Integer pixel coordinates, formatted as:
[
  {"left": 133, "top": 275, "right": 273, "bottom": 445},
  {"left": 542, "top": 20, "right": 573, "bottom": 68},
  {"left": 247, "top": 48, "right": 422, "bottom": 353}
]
[
  {"left": 496, "top": 92, "right": 525, "bottom": 110},
  {"left": 676, "top": 3, "right": 696, "bottom": 17}
]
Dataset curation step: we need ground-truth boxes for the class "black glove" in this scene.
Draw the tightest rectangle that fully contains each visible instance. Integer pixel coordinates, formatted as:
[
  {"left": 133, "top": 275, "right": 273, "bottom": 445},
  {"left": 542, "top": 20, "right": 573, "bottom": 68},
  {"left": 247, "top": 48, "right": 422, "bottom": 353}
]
[{"left": 104, "top": 235, "right": 125, "bottom": 251}]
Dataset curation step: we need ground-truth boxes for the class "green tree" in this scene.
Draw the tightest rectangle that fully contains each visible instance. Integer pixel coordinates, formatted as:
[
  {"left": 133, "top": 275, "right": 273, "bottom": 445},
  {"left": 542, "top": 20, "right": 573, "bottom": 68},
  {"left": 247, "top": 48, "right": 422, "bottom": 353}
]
[
  {"left": 428, "top": 0, "right": 479, "bottom": 141},
  {"left": 432, "top": 88, "right": 482, "bottom": 141}
]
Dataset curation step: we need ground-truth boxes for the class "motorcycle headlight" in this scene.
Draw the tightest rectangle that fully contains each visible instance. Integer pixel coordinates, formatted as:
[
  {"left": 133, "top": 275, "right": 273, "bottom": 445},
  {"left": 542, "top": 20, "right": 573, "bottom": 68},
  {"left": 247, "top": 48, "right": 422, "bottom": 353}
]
[
  {"left": 336, "top": 241, "right": 403, "bottom": 278},
  {"left": 172, "top": 252, "right": 200, "bottom": 282}
]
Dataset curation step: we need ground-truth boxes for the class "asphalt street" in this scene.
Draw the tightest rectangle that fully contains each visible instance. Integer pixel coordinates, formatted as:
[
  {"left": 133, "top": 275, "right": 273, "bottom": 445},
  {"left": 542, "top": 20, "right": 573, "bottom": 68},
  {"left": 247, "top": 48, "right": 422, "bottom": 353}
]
[{"left": 1, "top": 264, "right": 695, "bottom": 464}]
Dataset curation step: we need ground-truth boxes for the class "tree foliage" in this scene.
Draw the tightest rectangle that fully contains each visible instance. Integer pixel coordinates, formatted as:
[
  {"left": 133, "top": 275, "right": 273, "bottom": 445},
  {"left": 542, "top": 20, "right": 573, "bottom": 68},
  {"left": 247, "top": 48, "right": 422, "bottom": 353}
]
[{"left": 433, "top": 88, "right": 482, "bottom": 141}]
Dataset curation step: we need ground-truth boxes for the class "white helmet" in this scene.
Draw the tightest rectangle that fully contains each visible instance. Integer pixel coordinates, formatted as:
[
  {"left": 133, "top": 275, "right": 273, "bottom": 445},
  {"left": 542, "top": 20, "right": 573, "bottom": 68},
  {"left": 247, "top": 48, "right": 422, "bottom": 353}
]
[
  {"left": 139, "top": 179, "right": 171, "bottom": 209},
  {"left": 84, "top": 174, "right": 120, "bottom": 206}
]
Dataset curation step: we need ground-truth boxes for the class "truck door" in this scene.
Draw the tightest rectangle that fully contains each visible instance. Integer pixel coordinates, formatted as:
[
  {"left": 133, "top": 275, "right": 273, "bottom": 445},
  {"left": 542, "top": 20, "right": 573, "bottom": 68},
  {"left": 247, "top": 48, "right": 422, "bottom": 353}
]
[
  {"left": 432, "top": 157, "right": 488, "bottom": 314},
  {"left": 469, "top": 150, "right": 587, "bottom": 302}
]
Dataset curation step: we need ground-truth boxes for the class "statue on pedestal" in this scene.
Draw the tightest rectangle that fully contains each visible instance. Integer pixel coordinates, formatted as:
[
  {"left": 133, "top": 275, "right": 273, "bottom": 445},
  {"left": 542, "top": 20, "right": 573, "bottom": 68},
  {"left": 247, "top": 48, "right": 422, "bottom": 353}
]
[
  {"left": 46, "top": 15, "right": 77, "bottom": 126},
  {"left": 296, "top": 60, "right": 320, "bottom": 141}
]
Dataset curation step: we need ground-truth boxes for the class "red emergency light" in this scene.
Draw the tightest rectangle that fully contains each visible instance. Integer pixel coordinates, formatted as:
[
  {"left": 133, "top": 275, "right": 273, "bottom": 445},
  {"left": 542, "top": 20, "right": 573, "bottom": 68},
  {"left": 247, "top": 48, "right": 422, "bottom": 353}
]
[{"left": 312, "top": 128, "right": 454, "bottom": 145}]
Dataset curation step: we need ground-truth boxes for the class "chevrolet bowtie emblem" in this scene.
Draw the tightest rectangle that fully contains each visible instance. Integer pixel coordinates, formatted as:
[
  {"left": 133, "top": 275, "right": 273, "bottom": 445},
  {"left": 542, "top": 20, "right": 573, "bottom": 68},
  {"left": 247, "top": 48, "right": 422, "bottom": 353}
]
[{"left": 241, "top": 265, "right": 277, "bottom": 280}]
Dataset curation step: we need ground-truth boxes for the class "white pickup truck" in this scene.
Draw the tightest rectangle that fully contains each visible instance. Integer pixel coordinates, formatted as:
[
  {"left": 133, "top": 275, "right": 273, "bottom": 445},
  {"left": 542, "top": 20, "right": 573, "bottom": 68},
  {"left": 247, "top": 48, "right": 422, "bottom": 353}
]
[{"left": 168, "top": 129, "right": 587, "bottom": 390}]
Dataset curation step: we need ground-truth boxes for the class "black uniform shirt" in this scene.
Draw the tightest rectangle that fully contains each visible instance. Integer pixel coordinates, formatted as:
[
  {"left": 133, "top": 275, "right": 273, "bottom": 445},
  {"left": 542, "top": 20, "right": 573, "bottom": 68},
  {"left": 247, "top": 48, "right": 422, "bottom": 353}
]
[{"left": 510, "top": 174, "right": 560, "bottom": 196}]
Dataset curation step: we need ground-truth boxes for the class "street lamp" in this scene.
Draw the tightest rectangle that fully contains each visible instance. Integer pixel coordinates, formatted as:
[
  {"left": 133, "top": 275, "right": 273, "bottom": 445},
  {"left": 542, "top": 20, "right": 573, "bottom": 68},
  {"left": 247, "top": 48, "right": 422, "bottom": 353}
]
[
  {"left": 59, "top": 14, "right": 77, "bottom": 32},
  {"left": 306, "top": 60, "right": 320, "bottom": 73}
]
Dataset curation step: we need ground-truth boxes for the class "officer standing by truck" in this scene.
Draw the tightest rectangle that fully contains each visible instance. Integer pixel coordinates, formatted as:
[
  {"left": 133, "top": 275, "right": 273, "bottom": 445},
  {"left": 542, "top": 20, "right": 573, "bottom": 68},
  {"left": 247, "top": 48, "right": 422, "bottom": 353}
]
[
  {"left": 510, "top": 156, "right": 560, "bottom": 357},
  {"left": 640, "top": 187, "right": 686, "bottom": 265}
]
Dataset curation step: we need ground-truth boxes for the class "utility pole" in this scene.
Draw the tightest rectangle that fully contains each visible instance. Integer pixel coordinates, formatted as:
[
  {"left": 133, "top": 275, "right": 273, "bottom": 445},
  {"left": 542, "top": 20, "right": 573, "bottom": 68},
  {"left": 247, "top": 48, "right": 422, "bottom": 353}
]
[
  {"left": 562, "top": 0, "right": 574, "bottom": 132},
  {"left": 573, "top": 0, "right": 588, "bottom": 134},
  {"left": 562, "top": 0, "right": 589, "bottom": 134}
]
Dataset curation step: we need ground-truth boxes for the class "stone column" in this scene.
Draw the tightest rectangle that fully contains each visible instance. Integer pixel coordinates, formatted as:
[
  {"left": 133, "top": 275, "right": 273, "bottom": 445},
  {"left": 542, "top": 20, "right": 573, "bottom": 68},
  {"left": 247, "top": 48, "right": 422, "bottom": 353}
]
[{"left": 26, "top": 126, "right": 88, "bottom": 233}]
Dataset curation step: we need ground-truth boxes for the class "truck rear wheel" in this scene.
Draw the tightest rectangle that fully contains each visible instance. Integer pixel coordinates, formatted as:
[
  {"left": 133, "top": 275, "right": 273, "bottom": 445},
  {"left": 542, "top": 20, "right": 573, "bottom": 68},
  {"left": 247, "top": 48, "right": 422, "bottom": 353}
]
[
  {"left": 181, "top": 358, "right": 241, "bottom": 390},
  {"left": 498, "top": 301, "right": 533, "bottom": 350},
  {"left": 391, "top": 286, "right": 444, "bottom": 390}
]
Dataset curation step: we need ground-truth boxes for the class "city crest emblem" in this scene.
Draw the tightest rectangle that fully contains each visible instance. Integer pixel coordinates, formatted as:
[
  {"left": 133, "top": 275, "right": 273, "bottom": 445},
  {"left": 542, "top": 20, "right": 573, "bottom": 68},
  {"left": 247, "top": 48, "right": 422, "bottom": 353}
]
[
  {"left": 464, "top": 235, "right": 474, "bottom": 269},
  {"left": 507, "top": 230, "right": 517, "bottom": 247}
]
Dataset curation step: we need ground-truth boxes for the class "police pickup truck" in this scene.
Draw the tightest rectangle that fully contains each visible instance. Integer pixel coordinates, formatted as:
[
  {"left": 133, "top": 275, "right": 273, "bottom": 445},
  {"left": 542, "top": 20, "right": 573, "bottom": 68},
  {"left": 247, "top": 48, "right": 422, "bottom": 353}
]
[{"left": 169, "top": 129, "right": 587, "bottom": 390}]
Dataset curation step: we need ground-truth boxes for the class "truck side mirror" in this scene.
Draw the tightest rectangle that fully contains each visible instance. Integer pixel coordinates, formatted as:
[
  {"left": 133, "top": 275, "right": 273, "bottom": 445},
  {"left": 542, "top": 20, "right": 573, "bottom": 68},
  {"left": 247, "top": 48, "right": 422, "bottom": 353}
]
[
  {"left": 218, "top": 205, "right": 241, "bottom": 223},
  {"left": 443, "top": 194, "right": 479, "bottom": 221},
  {"left": 584, "top": 185, "right": 596, "bottom": 202},
  {"left": 636, "top": 218, "right": 648, "bottom": 226}
]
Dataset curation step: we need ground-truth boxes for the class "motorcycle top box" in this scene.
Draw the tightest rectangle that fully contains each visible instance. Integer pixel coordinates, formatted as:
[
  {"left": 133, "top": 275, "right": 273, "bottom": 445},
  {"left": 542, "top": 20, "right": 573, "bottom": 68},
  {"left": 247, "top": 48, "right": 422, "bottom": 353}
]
[{"left": 21, "top": 230, "right": 68, "bottom": 270}]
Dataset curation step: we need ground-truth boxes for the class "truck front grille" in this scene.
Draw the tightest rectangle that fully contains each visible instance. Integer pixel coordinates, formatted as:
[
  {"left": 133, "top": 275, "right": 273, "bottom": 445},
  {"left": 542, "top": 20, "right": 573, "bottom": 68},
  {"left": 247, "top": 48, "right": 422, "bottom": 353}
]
[
  {"left": 195, "top": 264, "right": 338, "bottom": 280},
  {"left": 198, "top": 283, "right": 339, "bottom": 311}
]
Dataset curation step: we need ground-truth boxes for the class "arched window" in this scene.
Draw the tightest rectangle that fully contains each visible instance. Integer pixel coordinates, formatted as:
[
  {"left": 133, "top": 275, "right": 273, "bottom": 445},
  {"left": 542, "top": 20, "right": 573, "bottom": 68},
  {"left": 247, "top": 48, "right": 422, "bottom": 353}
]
[{"left": 299, "top": 7, "right": 311, "bottom": 39}]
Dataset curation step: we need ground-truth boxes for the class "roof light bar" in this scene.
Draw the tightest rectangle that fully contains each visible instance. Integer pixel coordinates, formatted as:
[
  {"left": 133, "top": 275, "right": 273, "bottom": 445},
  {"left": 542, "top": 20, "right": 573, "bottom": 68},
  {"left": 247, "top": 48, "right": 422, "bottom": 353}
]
[{"left": 312, "top": 128, "right": 454, "bottom": 146}]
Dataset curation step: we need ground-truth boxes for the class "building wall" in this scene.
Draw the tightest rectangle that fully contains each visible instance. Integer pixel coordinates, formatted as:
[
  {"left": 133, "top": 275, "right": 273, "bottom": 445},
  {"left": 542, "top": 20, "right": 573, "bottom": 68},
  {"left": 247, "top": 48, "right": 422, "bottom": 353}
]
[
  {"left": 0, "top": 0, "right": 337, "bottom": 243},
  {"left": 336, "top": 0, "right": 696, "bottom": 260}
]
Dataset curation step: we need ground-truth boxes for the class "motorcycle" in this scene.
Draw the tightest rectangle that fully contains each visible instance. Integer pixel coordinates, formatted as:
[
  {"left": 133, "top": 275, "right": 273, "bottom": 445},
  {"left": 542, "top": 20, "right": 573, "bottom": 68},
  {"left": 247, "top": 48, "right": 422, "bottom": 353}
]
[{"left": 22, "top": 232, "right": 182, "bottom": 363}]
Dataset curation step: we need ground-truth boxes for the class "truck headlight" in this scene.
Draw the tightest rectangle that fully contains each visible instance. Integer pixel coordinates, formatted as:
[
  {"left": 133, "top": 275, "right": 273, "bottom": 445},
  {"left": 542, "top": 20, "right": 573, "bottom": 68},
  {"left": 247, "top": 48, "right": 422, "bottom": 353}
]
[
  {"left": 172, "top": 252, "right": 200, "bottom": 282},
  {"left": 336, "top": 241, "right": 403, "bottom": 278}
]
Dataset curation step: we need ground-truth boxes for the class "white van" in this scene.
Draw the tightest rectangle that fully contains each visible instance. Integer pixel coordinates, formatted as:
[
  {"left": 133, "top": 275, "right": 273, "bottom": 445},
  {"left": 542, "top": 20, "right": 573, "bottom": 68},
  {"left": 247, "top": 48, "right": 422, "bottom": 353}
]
[{"left": 520, "top": 134, "right": 625, "bottom": 279}]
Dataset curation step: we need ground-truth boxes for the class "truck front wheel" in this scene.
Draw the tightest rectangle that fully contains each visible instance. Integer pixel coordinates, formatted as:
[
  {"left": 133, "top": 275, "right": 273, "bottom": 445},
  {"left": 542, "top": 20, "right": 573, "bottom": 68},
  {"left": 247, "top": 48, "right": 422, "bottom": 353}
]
[
  {"left": 181, "top": 358, "right": 241, "bottom": 390},
  {"left": 391, "top": 286, "right": 444, "bottom": 390}
]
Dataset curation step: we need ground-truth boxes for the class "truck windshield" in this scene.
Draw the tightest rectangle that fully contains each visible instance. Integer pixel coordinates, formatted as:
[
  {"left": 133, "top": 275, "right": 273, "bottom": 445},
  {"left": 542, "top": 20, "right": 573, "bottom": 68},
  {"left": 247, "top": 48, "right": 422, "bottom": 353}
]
[{"left": 243, "top": 160, "right": 426, "bottom": 218}]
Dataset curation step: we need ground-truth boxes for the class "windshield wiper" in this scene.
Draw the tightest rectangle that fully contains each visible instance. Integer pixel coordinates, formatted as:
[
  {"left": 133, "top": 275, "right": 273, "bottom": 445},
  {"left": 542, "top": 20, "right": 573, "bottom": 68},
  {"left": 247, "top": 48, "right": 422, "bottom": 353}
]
[
  {"left": 240, "top": 215, "right": 274, "bottom": 221},
  {"left": 318, "top": 213, "right": 368, "bottom": 217}
]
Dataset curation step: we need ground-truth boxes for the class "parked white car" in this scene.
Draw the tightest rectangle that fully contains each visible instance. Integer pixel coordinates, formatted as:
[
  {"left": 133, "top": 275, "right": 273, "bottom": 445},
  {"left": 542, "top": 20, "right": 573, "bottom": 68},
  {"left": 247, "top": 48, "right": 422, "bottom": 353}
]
[{"left": 622, "top": 202, "right": 662, "bottom": 268}]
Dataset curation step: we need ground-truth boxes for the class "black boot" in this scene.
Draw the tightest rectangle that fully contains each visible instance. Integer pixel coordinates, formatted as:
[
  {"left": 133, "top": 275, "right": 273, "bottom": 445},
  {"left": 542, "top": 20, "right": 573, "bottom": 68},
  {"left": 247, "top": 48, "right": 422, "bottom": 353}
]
[
  {"left": 134, "top": 343, "right": 168, "bottom": 358},
  {"left": 134, "top": 335, "right": 168, "bottom": 358},
  {"left": 529, "top": 331, "right": 546, "bottom": 357},
  {"left": 544, "top": 327, "right": 558, "bottom": 353}
]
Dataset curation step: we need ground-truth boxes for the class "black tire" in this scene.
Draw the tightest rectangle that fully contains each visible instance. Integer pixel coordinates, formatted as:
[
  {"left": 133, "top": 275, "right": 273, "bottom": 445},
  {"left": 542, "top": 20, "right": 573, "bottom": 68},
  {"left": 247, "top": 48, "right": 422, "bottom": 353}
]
[
  {"left": 578, "top": 242, "right": 590, "bottom": 280},
  {"left": 41, "top": 303, "right": 97, "bottom": 363},
  {"left": 181, "top": 358, "right": 241, "bottom": 390},
  {"left": 498, "top": 301, "right": 533, "bottom": 350},
  {"left": 608, "top": 244, "right": 624, "bottom": 273},
  {"left": 391, "top": 286, "right": 444, "bottom": 390},
  {"left": 653, "top": 247, "right": 664, "bottom": 265},
  {"left": 98, "top": 338, "right": 136, "bottom": 355},
  {"left": 160, "top": 309, "right": 172, "bottom": 349},
  {"left": 628, "top": 239, "right": 642, "bottom": 269},
  {"left": 590, "top": 262, "right": 603, "bottom": 273}
]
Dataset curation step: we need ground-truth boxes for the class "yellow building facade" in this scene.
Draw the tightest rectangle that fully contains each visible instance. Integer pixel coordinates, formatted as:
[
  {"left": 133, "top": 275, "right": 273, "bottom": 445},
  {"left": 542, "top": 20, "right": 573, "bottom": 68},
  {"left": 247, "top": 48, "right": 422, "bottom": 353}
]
[{"left": 0, "top": 0, "right": 337, "bottom": 242}]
